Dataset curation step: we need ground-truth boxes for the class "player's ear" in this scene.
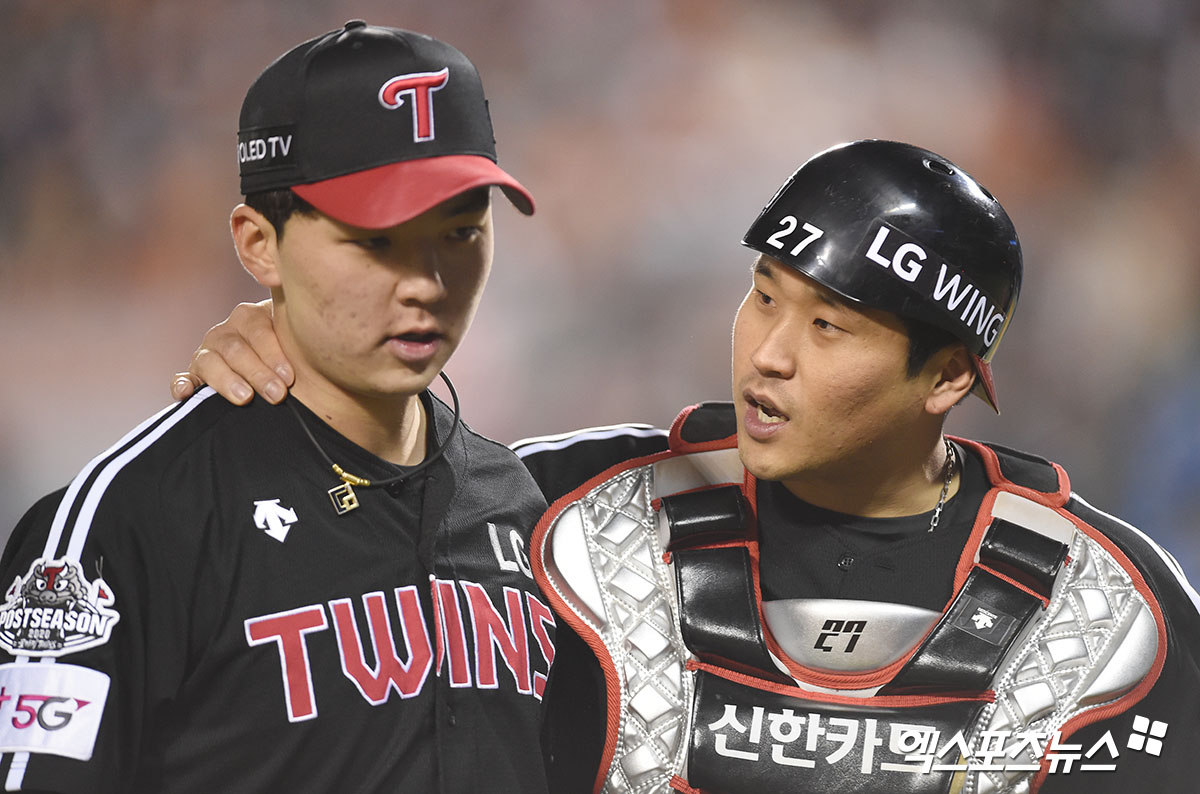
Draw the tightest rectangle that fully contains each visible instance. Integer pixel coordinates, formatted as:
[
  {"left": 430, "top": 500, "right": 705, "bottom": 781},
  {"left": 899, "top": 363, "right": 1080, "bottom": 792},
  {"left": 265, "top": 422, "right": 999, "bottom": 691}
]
[
  {"left": 231, "top": 204, "right": 283, "bottom": 288},
  {"left": 925, "top": 344, "right": 975, "bottom": 416}
]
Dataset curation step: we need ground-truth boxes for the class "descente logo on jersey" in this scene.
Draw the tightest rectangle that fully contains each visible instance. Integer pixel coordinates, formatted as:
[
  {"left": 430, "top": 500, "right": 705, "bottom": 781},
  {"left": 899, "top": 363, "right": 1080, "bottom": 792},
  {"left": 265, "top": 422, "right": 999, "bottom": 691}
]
[
  {"left": 244, "top": 577, "right": 556, "bottom": 722},
  {"left": 0, "top": 558, "right": 120, "bottom": 658}
]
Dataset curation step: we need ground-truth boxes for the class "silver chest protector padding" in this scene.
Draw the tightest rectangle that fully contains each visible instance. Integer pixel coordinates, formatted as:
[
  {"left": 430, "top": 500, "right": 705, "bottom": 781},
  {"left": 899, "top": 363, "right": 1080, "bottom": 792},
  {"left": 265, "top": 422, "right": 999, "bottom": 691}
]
[
  {"left": 966, "top": 492, "right": 1159, "bottom": 794},
  {"left": 541, "top": 450, "right": 740, "bottom": 793},
  {"left": 535, "top": 449, "right": 1160, "bottom": 794}
]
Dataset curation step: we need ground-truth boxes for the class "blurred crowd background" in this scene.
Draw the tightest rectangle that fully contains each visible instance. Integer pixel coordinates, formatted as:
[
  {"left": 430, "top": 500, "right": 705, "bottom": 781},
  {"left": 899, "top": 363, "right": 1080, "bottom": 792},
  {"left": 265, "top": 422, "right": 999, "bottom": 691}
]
[{"left": 2, "top": 0, "right": 1199, "bottom": 583}]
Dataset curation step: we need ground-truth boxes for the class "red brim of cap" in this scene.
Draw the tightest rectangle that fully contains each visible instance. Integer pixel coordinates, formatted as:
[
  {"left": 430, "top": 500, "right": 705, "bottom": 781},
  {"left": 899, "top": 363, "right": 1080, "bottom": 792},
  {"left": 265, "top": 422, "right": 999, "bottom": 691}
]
[
  {"left": 971, "top": 355, "right": 1000, "bottom": 414},
  {"left": 292, "top": 154, "right": 534, "bottom": 229}
]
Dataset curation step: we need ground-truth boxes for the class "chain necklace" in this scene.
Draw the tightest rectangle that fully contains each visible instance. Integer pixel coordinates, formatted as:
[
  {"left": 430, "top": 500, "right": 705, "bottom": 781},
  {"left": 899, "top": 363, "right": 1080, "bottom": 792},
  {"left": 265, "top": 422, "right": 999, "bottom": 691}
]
[
  {"left": 286, "top": 371, "right": 462, "bottom": 515},
  {"left": 927, "top": 437, "right": 957, "bottom": 533}
]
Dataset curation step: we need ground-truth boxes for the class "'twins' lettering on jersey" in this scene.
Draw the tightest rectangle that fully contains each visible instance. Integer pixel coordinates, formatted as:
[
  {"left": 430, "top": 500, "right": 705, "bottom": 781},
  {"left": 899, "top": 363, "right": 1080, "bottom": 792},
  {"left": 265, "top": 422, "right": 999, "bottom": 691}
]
[{"left": 244, "top": 576, "right": 556, "bottom": 722}]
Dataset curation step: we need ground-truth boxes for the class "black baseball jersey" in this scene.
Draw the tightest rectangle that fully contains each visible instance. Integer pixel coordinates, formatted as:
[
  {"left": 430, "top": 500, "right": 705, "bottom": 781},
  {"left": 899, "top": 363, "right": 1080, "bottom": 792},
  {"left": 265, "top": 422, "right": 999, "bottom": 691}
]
[
  {"left": 516, "top": 402, "right": 1200, "bottom": 794},
  {"left": 0, "top": 388, "right": 554, "bottom": 794}
]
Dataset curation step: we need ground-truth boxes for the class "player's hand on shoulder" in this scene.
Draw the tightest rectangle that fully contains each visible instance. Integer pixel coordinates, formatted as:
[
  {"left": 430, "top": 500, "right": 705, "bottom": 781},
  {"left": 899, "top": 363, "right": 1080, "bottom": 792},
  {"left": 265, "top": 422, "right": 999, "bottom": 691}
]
[{"left": 169, "top": 299, "right": 294, "bottom": 405}]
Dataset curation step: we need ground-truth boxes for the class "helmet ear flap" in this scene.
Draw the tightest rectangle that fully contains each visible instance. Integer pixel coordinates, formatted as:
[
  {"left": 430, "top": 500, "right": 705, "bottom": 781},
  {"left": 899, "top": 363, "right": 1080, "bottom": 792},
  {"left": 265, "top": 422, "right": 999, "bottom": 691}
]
[{"left": 742, "top": 140, "right": 1021, "bottom": 412}]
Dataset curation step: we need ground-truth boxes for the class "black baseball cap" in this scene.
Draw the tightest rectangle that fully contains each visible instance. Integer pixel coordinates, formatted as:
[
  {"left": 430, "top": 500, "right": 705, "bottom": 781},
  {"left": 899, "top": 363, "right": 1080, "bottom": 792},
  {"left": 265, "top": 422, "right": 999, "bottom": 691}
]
[{"left": 238, "top": 20, "right": 534, "bottom": 229}]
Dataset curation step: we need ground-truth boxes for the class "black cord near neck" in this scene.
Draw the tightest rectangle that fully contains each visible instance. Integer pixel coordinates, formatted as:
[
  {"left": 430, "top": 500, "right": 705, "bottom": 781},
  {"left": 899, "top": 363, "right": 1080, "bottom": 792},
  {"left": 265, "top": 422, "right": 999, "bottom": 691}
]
[{"left": 287, "top": 370, "right": 462, "bottom": 491}]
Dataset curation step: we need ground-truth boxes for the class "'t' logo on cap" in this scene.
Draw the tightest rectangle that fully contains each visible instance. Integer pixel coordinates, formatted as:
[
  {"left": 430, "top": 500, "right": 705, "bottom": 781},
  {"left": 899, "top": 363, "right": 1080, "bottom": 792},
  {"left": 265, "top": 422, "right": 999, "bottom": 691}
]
[{"left": 377, "top": 68, "right": 450, "bottom": 142}]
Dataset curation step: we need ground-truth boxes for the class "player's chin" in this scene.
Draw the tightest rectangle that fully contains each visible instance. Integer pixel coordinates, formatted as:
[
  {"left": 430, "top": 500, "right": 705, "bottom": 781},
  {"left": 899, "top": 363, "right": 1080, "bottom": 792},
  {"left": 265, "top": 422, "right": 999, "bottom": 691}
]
[
  {"left": 359, "top": 365, "right": 443, "bottom": 400},
  {"left": 736, "top": 439, "right": 785, "bottom": 483}
]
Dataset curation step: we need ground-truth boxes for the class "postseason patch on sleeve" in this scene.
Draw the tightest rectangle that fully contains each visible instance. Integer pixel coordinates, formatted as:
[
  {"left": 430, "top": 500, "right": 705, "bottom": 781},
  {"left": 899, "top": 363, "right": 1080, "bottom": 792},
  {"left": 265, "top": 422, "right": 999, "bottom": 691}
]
[
  {"left": 0, "top": 662, "right": 111, "bottom": 760},
  {"left": 0, "top": 558, "right": 120, "bottom": 658}
]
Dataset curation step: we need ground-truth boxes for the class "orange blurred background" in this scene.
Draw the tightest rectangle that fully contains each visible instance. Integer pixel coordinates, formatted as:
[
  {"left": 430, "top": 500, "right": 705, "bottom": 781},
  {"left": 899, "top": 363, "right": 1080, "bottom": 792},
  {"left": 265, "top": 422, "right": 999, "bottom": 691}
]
[{"left": 3, "top": 0, "right": 1199, "bottom": 581}]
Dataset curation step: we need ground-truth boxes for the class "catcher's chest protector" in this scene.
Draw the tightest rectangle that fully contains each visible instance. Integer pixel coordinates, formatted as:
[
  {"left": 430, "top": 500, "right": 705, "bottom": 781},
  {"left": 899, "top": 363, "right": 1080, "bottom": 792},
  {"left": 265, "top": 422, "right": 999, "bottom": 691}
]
[{"left": 531, "top": 406, "right": 1165, "bottom": 794}]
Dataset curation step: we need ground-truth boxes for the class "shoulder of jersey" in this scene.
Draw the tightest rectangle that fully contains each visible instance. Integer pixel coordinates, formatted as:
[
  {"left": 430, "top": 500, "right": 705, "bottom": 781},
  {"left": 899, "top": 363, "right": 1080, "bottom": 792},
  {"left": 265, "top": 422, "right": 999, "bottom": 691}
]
[
  {"left": 5, "top": 390, "right": 266, "bottom": 559},
  {"left": 511, "top": 402, "right": 742, "bottom": 503},
  {"left": 51, "top": 390, "right": 280, "bottom": 512},
  {"left": 101, "top": 389, "right": 276, "bottom": 467},
  {"left": 511, "top": 422, "right": 670, "bottom": 504},
  {"left": 1067, "top": 489, "right": 1200, "bottom": 630}
]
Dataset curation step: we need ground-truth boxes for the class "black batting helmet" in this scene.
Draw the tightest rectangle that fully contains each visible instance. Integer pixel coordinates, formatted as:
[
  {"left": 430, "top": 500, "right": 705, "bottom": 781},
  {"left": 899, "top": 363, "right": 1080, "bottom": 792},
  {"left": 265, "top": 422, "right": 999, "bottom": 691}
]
[{"left": 741, "top": 140, "right": 1022, "bottom": 412}]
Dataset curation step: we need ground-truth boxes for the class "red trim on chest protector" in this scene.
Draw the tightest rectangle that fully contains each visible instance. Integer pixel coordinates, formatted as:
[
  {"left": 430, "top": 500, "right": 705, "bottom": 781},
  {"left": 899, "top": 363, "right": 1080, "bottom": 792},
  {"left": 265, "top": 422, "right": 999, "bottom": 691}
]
[
  {"left": 669, "top": 775, "right": 707, "bottom": 794},
  {"left": 946, "top": 438, "right": 1067, "bottom": 606},
  {"left": 687, "top": 659, "right": 994, "bottom": 707},
  {"left": 667, "top": 403, "right": 738, "bottom": 454}
]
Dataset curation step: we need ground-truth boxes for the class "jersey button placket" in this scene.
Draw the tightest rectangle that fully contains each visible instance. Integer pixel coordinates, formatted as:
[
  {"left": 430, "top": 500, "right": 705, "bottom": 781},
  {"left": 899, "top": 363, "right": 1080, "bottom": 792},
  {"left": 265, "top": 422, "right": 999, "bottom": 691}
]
[{"left": 837, "top": 553, "right": 855, "bottom": 571}]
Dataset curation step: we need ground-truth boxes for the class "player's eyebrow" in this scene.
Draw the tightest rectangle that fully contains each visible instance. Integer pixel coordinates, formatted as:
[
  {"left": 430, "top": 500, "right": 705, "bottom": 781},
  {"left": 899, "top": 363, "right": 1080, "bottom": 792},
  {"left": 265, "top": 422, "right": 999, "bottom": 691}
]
[
  {"left": 751, "top": 256, "right": 853, "bottom": 309},
  {"left": 751, "top": 256, "right": 777, "bottom": 280}
]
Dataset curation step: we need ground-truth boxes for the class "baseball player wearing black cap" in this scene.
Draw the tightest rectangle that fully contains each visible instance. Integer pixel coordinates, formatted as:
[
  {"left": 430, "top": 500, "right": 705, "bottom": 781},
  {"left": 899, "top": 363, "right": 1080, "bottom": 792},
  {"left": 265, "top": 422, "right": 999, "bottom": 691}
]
[
  {"left": 181, "top": 141, "right": 1200, "bottom": 794},
  {"left": 0, "top": 22, "right": 552, "bottom": 794}
]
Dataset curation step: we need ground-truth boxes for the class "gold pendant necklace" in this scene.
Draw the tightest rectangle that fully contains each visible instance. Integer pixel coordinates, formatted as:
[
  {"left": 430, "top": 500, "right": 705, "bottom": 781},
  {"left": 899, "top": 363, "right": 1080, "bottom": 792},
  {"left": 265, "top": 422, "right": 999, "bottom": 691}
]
[{"left": 286, "top": 372, "right": 462, "bottom": 515}]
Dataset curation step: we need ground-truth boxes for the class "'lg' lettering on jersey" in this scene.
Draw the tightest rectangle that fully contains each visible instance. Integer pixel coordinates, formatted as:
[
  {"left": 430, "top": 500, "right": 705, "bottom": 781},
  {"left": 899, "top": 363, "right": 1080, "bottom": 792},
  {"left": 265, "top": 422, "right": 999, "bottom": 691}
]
[
  {"left": 377, "top": 68, "right": 450, "bottom": 142},
  {"left": 243, "top": 578, "right": 555, "bottom": 722}
]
